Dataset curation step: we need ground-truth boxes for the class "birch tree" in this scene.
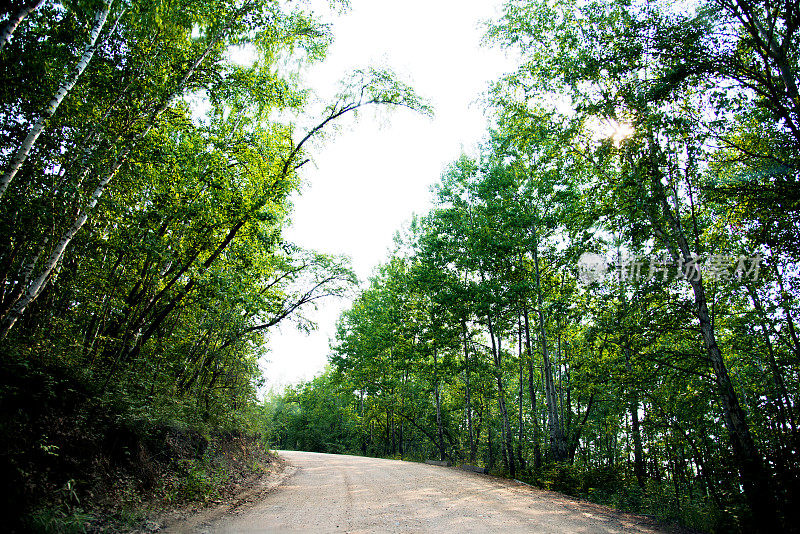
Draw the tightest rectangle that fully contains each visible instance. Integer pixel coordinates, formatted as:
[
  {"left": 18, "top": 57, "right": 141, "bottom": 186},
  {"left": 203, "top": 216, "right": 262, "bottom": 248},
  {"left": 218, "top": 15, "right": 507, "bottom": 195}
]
[
  {"left": 0, "top": 0, "right": 45, "bottom": 52},
  {"left": 0, "top": 0, "right": 115, "bottom": 199}
]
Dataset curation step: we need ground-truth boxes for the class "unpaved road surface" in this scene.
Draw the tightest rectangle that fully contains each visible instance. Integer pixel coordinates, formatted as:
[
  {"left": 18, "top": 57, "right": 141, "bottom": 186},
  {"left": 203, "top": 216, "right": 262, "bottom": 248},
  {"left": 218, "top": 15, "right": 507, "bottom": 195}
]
[{"left": 202, "top": 451, "right": 667, "bottom": 533}]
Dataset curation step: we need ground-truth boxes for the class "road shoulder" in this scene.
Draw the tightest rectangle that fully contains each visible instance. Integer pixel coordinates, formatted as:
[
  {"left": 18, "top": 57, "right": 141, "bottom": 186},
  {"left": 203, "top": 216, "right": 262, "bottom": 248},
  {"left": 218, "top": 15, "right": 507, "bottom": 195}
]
[{"left": 151, "top": 454, "right": 296, "bottom": 534}]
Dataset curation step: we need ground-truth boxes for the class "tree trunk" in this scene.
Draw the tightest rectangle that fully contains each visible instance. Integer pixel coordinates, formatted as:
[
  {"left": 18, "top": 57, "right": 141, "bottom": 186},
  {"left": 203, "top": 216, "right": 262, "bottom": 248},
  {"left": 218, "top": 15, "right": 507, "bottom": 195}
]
[
  {"left": 463, "top": 321, "right": 476, "bottom": 463},
  {"left": 0, "top": 0, "right": 114, "bottom": 199},
  {"left": 0, "top": 237, "right": 47, "bottom": 319},
  {"left": 487, "top": 398, "right": 494, "bottom": 469},
  {"left": 486, "top": 310, "right": 515, "bottom": 478},
  {"left": 517, "top": 314, "right": 526, "bottom": 470},
  {"left": 433, "top": 342, "right": 445, "bottom": 461},
  {"left": 0, "top": 0, "right": 46, "bottom": 52},
  {"left": 523, "top": 304, "right": 542, "bottom": 468},
  {"left": 531, "top": 236, "right": 567, "bottom": 461},
  {"left": 0, "top": 161, "right": 120, "bottom": 336},
  {"left": 626, "top": 347, "right": 646, "bottom": 488},
  {"left": 747, "top": 284, "right": 796, "bottom": 433},
  {"left": 645, "top": 139, "right": 779, "bottom": 532},
  {"left": 0, "top": 24, "right": 235, "bottom": 337}
]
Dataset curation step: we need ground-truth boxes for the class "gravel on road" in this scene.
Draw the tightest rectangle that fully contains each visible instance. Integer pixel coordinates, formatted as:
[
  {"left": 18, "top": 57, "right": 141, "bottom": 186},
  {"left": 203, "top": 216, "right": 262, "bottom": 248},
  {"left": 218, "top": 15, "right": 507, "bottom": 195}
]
[{"left": 196, "top": 450, "right": 669, "bottom": 533}]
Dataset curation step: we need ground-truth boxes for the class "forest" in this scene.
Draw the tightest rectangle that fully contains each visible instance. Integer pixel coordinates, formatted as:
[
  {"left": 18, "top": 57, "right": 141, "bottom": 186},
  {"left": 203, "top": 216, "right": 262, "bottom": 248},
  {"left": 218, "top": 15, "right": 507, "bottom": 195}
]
[
  {"left": 0, "top": 0, "right": 428, "bottom": 530},
  {"left": 262, "top": 0, "right": 800, "bottom": 533},
  {"left": 1, "top": 0, "right": 799, "bottom": 532}
]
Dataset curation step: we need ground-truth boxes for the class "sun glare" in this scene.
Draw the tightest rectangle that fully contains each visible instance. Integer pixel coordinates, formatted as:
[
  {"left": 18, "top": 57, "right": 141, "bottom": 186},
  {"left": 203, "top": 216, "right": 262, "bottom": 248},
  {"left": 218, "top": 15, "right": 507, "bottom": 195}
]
[
  {"left": 609, "top": 119, "right": 635, "bottom": 145},
  {"left": 587, "top": 117, "right": 635, "bottom": 146}
]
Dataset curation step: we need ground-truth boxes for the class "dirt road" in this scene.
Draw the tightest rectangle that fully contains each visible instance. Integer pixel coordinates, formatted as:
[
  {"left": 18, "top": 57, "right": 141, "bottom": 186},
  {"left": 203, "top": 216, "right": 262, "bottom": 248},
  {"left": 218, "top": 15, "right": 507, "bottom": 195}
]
[{"left": 201, "top": 451, "right": 667, "bottom": 533}]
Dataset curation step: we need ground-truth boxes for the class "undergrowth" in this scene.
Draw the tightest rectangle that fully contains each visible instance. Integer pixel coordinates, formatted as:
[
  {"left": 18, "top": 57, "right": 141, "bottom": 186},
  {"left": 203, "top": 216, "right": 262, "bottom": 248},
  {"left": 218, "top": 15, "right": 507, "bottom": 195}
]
[
  {"left": 0, "top": 359, "right": 275, "bottom": 533},
  {"left": 510, "top": 463, "right": 741, "bottom": 533}
]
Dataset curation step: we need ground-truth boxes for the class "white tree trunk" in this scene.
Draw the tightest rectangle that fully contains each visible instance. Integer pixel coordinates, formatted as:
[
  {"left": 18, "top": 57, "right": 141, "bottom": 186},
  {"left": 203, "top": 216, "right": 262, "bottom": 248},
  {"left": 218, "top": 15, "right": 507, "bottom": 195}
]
[
  {"left": 0, "top": 0, "right": 112, "bottom": 200},
  {"left": 0, "top": 236, "right": 47, "bottom": 317},
  {"left": 0, "top": 25, "right": 226, "bottom": 338},
  {"left": 0, "top": 0, "right": 45, "bottom": 52},
  {"left": 0, "top": 162, "right": 119, "bottom": 337}
]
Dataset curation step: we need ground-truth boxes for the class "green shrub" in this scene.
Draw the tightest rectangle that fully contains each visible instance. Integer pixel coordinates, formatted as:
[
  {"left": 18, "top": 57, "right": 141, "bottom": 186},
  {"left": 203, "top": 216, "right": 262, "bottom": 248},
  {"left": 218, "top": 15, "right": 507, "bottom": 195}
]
[
  {"left": 170, "top": 458, "right": 220, "bottom": 503},
  {"left": 538, "top": 463, "right": 581, "bottom": 495}
]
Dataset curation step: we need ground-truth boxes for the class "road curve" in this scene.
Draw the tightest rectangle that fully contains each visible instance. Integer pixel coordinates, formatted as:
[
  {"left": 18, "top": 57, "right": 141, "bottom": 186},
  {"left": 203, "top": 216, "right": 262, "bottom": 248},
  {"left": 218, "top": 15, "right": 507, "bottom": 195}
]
[{"left": 207, "top": 451, "right": 667, "bottom": 533}]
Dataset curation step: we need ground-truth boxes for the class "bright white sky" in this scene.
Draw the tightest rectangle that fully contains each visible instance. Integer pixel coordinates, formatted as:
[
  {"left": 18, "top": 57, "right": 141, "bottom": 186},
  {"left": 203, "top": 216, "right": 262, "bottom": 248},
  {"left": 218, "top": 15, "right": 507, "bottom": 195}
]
[{"left": 262, "top": 0, "right": 515, "bottom": 390}]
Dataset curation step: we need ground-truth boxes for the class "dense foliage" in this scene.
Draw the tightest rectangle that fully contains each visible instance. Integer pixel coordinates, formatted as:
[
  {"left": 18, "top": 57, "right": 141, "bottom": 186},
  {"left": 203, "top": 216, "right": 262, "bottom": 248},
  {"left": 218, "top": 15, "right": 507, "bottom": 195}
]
[
  {"left": 264, "top": 0, "right": 800, "bottom": 532},
  {"left": 0, "top": 0, "right": 429, "bottom": 527}
]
